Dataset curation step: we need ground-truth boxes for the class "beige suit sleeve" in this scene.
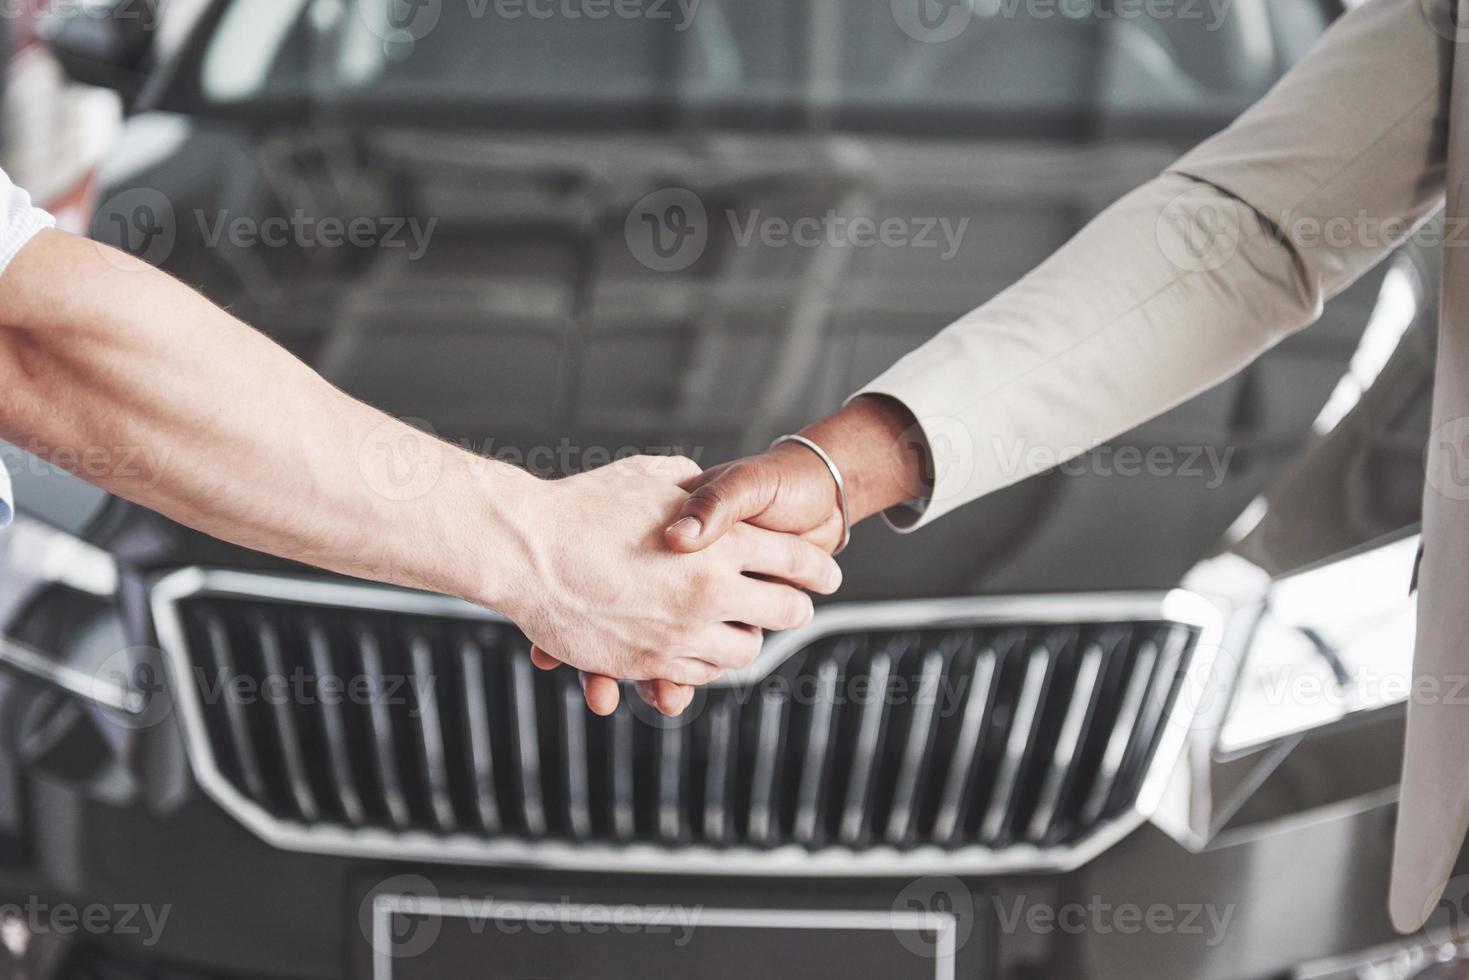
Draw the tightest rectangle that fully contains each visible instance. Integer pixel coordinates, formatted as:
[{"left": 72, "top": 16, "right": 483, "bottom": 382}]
[{"left": 858, "top": 0, "right": 1452, "bottom": 531}]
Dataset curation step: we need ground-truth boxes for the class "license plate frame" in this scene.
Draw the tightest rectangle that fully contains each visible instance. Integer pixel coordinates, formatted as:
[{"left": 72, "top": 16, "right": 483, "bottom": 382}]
[{"left": 367, "top": 894, "right": 960, "bottom": 980}]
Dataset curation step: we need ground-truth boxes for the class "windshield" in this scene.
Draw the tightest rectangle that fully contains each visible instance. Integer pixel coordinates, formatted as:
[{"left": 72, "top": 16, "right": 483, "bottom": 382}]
[{"left": 189, "top": 0, "right": 1330, "bottom": 131}]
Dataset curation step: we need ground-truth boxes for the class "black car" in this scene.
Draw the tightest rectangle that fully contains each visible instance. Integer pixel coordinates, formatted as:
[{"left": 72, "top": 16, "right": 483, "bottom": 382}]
[{"left": 0, "top": 0, "right": 1449, "bottom": 977}]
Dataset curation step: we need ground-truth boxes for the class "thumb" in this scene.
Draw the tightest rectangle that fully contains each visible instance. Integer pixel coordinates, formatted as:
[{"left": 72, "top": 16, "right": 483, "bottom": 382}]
[{"left": 665, "top": 470, "right": 769, "bottom": 553}]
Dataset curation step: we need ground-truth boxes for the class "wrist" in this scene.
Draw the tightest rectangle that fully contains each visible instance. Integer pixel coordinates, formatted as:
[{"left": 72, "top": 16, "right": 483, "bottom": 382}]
[
  {"left": 420, "top": 450, "right": 545, "bottom": 614},
  {"left": 799, "top": 395, "right": 929, "bottom": 524}
]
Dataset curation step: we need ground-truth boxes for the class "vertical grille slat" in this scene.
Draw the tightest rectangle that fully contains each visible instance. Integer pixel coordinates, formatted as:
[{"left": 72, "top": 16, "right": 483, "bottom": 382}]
[
  {"left": 611, "top": 706, "right": 636, "bottom": 841},
  {"left": 979, "top": 644, "right": 1052, "bottom": 842},
  {"left": 561, "top": 680, "right": 592, "bottom": 840},
  {"left": 702, "top": 699, "right": 736, "bottom": 844},
  {"left": 838, "top": 648, "right": 892, "bottom": 845},
  {"left": 885, "top": 647, "right": 945, "bottom": 844},
  {"left": 200, "top": 611, "right": 269, "bottom": 803},
  {"left": 254, "top": 618, "right": 319, "bottom": 822},
  {"left": 408, "top": 633, "right": 455, "bottom": 832},
  {"left": 169, "top": 587, "right": 1206, "bottom": 868},
  {"left": 458, "top": 638, "right": 502, "bottom": 834},
  {"left": 1120, "top": 625, "right": 1191, "bottom": 782},
  {"left": 509, "top": 651, "right": 546, "bottom": 837},
  {"left": 1027, "top": 639, "right": 1105, "bottom": 842},
  {"left": 358, "top": 628, "right": 411, "bottom": 829},
  {"left": 793, "top": 657, "right": 840, "bottom": 844},
  {"left": 1080, "top": 638, "right": 1159, "bottom": 826},
  {"left": 747, "top": 688, "right": 787, "bottom": 846},
  {"left": 657, "top": 723, "right": 684, "bottom": 842},
  {"left": 307, "top": 623, "right": 365, "bottom": 826},
  {"left": 932, "top": 641, "right": 995, "bottom": 843}
]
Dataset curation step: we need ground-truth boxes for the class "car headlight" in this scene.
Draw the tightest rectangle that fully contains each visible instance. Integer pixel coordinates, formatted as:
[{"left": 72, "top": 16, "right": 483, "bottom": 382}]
[{"left": 1218, "top": 531, "right": 1419, "bottom": 755}]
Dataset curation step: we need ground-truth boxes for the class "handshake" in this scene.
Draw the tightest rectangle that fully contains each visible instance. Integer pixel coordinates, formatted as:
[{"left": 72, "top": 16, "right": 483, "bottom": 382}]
[{"left": 490, "top": 395, "right": 929, "bottom": 717}]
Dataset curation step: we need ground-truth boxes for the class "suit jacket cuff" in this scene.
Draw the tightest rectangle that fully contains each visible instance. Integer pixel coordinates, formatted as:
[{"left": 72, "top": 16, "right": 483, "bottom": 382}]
[{"left": 845, "top": 379, "right": 977, "bottom": 534}]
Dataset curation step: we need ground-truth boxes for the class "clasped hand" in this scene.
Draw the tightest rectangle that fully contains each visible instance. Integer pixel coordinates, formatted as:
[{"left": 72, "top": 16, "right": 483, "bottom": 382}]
[{"left": 523, "top": 443, "right": 846, "bottom": 716}]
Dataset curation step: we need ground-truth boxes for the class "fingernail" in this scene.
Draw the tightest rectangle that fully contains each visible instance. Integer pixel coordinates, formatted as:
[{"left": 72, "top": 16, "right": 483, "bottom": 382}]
[{"left": 667, "top": 516, "right": 702, "bottom": 538}]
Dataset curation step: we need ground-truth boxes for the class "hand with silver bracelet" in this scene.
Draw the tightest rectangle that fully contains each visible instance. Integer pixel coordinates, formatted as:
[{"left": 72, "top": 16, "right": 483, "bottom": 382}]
[{"left": 545, "top": 395, "right": 933, "bottom": 715}]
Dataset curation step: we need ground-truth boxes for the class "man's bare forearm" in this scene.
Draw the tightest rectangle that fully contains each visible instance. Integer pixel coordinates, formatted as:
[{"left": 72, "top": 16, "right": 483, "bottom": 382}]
[
  {"left": 0, "top": 229, "right": 533, "bottom": 606},
  {"left": 0, "top": 229, "right": 839, "bottom": 705}
]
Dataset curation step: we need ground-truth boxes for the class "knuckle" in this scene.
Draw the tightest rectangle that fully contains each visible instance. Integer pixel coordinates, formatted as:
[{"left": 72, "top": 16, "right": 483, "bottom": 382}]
[
  {"left": 687, "top": 568, "right": 720, "bottom": 613},
  {"left": 686, "top": 481, "right": 729, "bottom": 512},
  {"left": 782, "top": 535, "right": 807, "bottom": 573},
  {"left": 782, "top": 591, "right": 813, "bottom": 629},
  {"left": 734, "top": 630, "right": 763, "bottom": 669}
]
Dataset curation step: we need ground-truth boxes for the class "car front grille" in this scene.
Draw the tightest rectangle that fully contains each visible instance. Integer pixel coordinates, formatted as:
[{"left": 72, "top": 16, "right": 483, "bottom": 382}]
[{"left": 149, "top": 569, "right": 1214, "bottom": 875}]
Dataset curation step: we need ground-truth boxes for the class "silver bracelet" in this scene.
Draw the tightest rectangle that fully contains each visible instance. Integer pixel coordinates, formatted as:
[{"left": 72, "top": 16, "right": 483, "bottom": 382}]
[{"left": 770, "top": 434, "right": 852, "bottom": 556}]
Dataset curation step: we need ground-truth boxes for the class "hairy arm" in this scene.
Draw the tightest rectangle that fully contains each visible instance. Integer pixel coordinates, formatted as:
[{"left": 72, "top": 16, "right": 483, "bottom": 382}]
[
  {"left": 0, "top": 228, "right": 531, "bottom": 603},
  {"left": 0, "top": 229, "right": 840, "bottom": 708}
]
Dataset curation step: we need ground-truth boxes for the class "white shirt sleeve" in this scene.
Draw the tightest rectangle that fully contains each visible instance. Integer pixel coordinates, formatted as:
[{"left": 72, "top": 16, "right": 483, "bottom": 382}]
[{"left": 0, "top": 164, "right": 57, "bottom": 528}]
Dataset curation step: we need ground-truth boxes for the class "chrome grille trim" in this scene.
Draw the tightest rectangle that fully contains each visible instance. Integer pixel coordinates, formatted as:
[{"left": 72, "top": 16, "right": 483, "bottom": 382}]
[
  {"left": 357, "top": 629, "right": 411, "bottom": 829},
  {"left": 201, "top": 610, "right": 269, "bottom": 803},
  {"left": 837, "top": 646, "right": 892, "bottom": 846},
  {"left": 408, "top": 633, "right": 455, "bottom": 832},
  {"left": 886, "top": 646, "right": 945, "bottom": 845},
  {"left": 979, "top": 644, "right": 1051, "bottom": 842},
  {"left": 308, "top": 622, "right": 365, "bottom": 826},
  {"left": 256, "top": 618, "right": 319, "bottom": 822},
  {"left": 562, "top": 682, "right": 592, "bottom": 840},
  {"left": 932, "top": 640, "right": 994, "bottom": 844},
  {"left": 1028, "top": 639, "right": 1105, "bottom": 842},
  {"left": 150, "top": 567, "right": 1223, "bottom": 877},
  {"left": 509, "top": 652, "right": 546, "bottom": 837},
  {"left": 458, "top": 638, "right": 501, "bottom": 834}
]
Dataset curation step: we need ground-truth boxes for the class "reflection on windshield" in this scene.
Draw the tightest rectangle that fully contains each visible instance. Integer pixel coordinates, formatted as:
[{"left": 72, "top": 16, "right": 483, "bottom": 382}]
[{"left": 197, "top": 0, "right": 1321, "bottom": 124}]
